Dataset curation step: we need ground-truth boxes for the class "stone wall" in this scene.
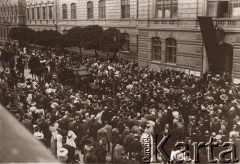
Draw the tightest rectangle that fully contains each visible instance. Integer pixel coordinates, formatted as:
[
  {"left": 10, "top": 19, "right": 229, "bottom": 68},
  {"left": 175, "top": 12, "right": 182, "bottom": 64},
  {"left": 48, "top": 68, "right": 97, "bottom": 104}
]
[{"left": 138, "top": 29, "right": 204, "bottom": 74}]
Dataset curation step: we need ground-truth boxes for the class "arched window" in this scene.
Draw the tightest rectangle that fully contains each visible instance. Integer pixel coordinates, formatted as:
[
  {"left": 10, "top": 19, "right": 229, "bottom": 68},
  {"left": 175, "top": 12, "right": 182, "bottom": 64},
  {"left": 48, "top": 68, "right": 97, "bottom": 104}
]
[
  {"left": 87, "top": 1, "right": 93, "bottom": 19},
  {"left": 152, "top": 37, "right": 161, "bottom": 61},
  {"left": 99, "top": 0, "right": 105, "bottom": 19},
  {"left": 121, "top": 0, "right": 130, "bottom": 18},
  {"left": 122, "top": 33, "right": 130, "bottom": 51},
  {"left": 62, "top": 4, "right": 67, "bottom": 19},
  {"left": 156, "top": 0, "right": 178, "bottom": 18},
  {"left": 166, "top": 38, "right": 177, "bottom": 63},
  {"left": 71, "top": 3, "right": 76, "bottom": 19}
]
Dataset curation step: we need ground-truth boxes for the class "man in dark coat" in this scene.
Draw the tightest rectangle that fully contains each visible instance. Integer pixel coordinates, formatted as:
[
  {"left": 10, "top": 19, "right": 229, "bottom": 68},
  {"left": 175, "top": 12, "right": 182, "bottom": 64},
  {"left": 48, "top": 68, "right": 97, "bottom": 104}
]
[
  {"left": 95, "top": 139, "right": 107, "bottom": 163},
  {"left": 22, "top": 114, "right": 33, "bottom": 133},
  {"left": 128, "top": 134, "right": 143, "bottom": 162},
  {"left": 62, "top": 136, "right": 76, "bottom": 163}
]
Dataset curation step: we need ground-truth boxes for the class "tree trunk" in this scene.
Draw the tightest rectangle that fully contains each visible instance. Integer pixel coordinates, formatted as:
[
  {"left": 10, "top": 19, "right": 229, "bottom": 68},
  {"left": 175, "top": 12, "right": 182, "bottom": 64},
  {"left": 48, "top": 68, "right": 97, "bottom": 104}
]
[
  {"left": 94, "top": 48, "right": 97, "bottom": 55},
  {"left": 79, "top": 46, "right": 82, "bottom": 54}
]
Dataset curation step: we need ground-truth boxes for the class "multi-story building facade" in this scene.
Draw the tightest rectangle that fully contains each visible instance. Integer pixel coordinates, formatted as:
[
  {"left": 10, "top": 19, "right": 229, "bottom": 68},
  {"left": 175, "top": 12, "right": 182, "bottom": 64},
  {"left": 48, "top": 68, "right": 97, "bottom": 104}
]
[
  {"left": 56, "top": 0, "right": 240, "bottom": 82},
  {"left": 0, "top": 0, "right": 26, "bottom": 39},
  {"left": 2, "top": 0, "right": 240, "bottom": 82},
  {"left": 25, "top": 0, "right": 59, "bottom": 31},
  {"left": 57, "top": 0, "right": 139, "bottom": 56}
]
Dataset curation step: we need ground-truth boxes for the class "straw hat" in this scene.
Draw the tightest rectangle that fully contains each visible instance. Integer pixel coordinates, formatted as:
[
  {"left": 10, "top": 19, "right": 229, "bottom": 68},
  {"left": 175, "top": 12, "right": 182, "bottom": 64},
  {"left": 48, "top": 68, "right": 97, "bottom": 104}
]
[
  {"left": 220, "top": 94, "right": 228, "bottom": 101},
  {"left": 30, "top": 106, "right": 37, "bottom": 113},
  {"left": 51, "top": 102, "right": 59, "bottom": 109},
  {"left": 31, "top": 101, "right": 36, "bottom": 106},
  {"left": 34, "top": 132, "right": 44, "bottom": 140},
  {"left": 58, "top": 148, "right": 68, "bottom": 157},
  {"left": 74, "top": 98, "right": 80, "bottom": 104},
  {"left": 49, "top": 123, "right": 59, "bottom": 132},
  {"left": 172, "top": 111, "right": 179, "bottom": 119}
]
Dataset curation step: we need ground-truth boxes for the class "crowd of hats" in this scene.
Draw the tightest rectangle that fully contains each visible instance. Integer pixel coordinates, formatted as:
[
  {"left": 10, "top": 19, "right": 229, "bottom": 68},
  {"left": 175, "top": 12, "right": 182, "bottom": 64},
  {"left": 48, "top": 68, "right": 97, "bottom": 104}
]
[{"left": 1, "top": 43, "right": 240, "bottom": 163}]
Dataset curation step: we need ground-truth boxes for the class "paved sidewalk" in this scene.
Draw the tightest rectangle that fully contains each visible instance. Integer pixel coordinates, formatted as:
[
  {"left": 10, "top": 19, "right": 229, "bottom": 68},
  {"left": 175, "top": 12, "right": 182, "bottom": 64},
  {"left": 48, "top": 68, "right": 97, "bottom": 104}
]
[{"left": 0, "top": 65, "right": 33, "bottom": 79}]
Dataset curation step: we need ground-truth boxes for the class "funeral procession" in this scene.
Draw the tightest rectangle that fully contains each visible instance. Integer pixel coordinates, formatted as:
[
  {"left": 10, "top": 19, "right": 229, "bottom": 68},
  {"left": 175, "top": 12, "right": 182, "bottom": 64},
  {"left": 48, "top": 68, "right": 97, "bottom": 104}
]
[{"left": 0, "top": 0, "right": 240, "bottom": 163}]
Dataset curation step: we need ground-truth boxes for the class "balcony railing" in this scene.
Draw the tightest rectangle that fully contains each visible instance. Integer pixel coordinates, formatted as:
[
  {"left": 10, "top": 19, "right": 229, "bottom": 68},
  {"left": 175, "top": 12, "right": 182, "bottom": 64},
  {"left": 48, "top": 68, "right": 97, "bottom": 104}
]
[{"left": 214, "top": 18, "right": 240, "bottom": 28}]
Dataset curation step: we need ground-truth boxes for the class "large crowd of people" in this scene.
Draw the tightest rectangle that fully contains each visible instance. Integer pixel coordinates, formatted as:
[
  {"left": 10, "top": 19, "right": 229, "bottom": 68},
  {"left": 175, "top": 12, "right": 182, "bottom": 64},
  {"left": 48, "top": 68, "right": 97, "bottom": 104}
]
[{"left": 0, "top": 41, "right": 240, "bottom": 163}]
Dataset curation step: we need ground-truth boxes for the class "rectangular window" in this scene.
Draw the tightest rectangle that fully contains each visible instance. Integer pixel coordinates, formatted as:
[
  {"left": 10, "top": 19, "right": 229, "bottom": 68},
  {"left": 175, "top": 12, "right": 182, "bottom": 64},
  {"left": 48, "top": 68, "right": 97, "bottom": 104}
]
[
  {"left": 218, "top": 1, "right": 229, "bottom": 18},
  {"left": 156, "top": 0, "right": 178, "bottom": 18},
  {"left": 208, "top": 2, "right": 218, "bottom": 17},
  {"left": 231, "top": 0, "right": 240, "bottom": 16},
  {"left": 121, "top": 0, "right": 130, "bottom": 18},
  {"left": 207, "top": 0, "right": 240, "bottom": 18},
  {"left": 26, "top": 8, "right": 30, "bottom": 20},
  {"left": 42, "top": 7, "right": 46, "bottom": 19},
  {"left": 231, "top": 1, "right": 239, "bottom": 16},
  {"left": 49, "top": 6, "right": 53, "bottom": 20},
  {"left": 37, "top": 7, "right": 40, "bottom": 20},
  {"left": 172, "top": 0, "right": 178, "bottom": 17},
  {"left": 32, "top": 8, "right": 35, "bottom": 20},
  {"left": 156, "top": 0, "right": 163, "bottom": 17}
]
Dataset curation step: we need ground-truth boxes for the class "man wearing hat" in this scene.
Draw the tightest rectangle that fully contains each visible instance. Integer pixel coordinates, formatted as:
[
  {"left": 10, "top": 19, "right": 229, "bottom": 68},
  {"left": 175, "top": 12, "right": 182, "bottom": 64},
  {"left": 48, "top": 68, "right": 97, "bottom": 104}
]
[
  {"left": 22, "top": 114, "right": 33, "bottom": 133},
  {"left": 128, "top": 133, "right": 142, "bottom": 162},
  {"left": 57, "top": 147, "right": 68, "bottom": 163},
  {"left": 62, "top": 136, "right": 77, "bottom": 163}
]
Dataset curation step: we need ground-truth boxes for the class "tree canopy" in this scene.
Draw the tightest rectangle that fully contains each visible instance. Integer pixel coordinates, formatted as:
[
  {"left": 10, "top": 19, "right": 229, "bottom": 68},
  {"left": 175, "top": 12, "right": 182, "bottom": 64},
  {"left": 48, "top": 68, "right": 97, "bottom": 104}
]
[
  {"left": 81, "top": 25, "right": 103, "bottom": 53},
  {"left": 9, "top": 27, "right": 19, "bottom": 40},
  {"left": 35, "top": 30, "right": 62, "bottom": 47},
  {"left": 9, "top": 26, "right": 127, "bottom": 52},
  {"left": 100, "top": 27, "right": 125, "bottom": 53},
  {"left": 9, "top": 27, "right": 36, "bottom": 47},
  {"left": 59, "top": 27, "right": 83, "bottom": 47}
]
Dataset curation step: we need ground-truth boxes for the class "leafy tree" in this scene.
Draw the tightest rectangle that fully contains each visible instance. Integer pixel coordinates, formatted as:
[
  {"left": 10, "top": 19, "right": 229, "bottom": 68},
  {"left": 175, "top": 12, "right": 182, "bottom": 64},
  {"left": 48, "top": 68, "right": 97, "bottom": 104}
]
[
  {"left": 100, "top": 27, "right": 125, "bottom": 55},
  {"left": 81, "top": 25, "right": 103, "bottom": 54},
  {"left": 24, "top": 28, "right": 36, "bottom": 44},
  {"left": 9, "top": 27, "right": 20, "bottom": 40},
  {"left": 35, "top": 30, "right": 62, "bottom": 47},
  {"left": 59, "top": 26, "right": 83, "bottom": 52},
  {"left": 9, "top": 26, "right": 35, "bottom": 47}
]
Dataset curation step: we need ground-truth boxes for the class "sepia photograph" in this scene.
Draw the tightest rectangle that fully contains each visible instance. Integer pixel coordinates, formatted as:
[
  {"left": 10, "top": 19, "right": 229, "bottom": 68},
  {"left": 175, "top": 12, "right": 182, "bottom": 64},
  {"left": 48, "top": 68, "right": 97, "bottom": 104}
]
[{"left": 0, "top": 0, "right": 240, "bottom": 163}]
